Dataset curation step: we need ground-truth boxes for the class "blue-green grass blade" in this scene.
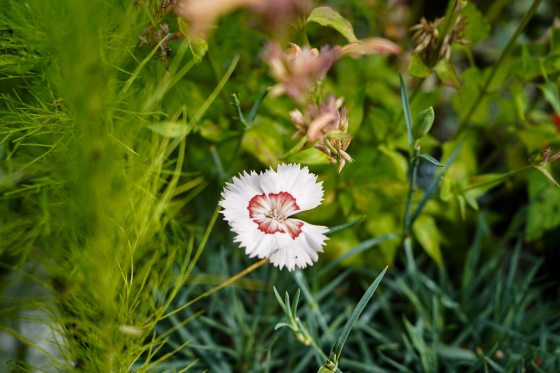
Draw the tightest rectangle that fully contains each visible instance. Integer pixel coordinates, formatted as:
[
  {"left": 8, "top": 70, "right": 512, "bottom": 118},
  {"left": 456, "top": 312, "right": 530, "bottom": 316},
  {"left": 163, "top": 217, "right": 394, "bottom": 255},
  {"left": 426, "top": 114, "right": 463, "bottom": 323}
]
[
  {"left": 330, "top": 266, "right": 388, "bottom": 361},
  {"left": 327, "top": 216, "right": 365, "bottom": 234},
  {"left": 399, "top": 74, "right": 414, "bottom": 148},
  {"left": 319, "top": 234, "right": 397, "bottom": 276},
  {"left": 247, "top": 88, "right": 269, "bottom": 124}
]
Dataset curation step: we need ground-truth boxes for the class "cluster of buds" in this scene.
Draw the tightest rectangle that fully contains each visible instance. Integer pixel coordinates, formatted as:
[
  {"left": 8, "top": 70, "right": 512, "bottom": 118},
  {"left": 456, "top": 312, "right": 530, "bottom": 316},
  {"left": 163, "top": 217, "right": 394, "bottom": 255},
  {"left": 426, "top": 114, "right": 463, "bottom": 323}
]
[
  {"left": 262, "top": 43, "right": 340, "bottom": 103},
  {"left": 439, "top": 15, "right": 469, "bottom": 61},
  {"left": 263, "top": 43, "right": 351, "bottom": 172},
  {"left": 290, "top": 96, "right": 353, "bottom": 172},
  {"left": 410, "top": 17, "right": 441, "bottom": 55},
  {"left": 410, "top": 13, "right": 468, "bottom": 63},
  {"left": 262, "top": 37, "right": 399, "bottom": 173},
  {"left": 138, "top": 1, "right": 180, "bottom": 60}
]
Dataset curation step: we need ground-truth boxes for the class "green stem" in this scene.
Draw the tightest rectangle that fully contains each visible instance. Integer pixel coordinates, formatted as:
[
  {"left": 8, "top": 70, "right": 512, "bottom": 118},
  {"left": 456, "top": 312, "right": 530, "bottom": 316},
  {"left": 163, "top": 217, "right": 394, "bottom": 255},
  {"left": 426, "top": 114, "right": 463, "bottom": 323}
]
[
  {"left": 456, "top": 0, "right": 542, "bottom": 134},
  {"left": 232, "top": 93, "right": 249, "bottom": 128},
  {"left": 403, "top": 148, "right": 420, "bottom": 237},
  {"left": 190, "top": 54, "right": 240, "bottom": 126},
  {"left": 162, "top": 258, "right": 269, "bottom": 320},
  {"left": 227, "top": 89, "right": 268, "bottom": 176},
  {"left": 429, "top": 0, "right": 458, "bottom": 67},
  {"left": 404, "top": 236, "right": 416, "bottom": 274},
  {"left": 409, "top": 136, "right": 464, "bottom": 227}
]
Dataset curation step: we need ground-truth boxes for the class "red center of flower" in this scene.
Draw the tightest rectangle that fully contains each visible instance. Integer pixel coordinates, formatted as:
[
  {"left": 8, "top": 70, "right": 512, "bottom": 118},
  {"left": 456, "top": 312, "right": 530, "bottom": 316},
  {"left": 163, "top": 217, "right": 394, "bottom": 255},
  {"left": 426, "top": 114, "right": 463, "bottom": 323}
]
[{"left": 247, "top": 192, "right": 304, "bottom": 239}]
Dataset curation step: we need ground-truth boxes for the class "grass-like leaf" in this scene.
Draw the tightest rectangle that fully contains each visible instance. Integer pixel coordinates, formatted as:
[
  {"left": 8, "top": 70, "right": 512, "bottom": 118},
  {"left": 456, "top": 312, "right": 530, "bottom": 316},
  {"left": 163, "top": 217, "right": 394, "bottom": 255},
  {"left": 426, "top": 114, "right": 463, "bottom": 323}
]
[
  {"left": 399, "top": 74, "right": 414, "bottom": 149},
  {"left": 327, "top": 216, "right": 365, "bottom": 234},
  {"left": 330, "top": 266, "right": 388, "bottom": 363}
]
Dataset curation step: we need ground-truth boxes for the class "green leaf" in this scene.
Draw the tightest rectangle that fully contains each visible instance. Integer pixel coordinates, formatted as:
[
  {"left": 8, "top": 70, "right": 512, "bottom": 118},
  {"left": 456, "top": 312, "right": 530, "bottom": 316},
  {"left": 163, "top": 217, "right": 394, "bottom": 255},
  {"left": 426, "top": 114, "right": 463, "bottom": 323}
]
[
  {"left": 280, "top": 137, "right": 308, "bottom": 159},
  {"left": 516, "top": 45, "right": 541, "bottom": 80},
  {"left": 242, "top": 117, "right": 284, "bottom": 165},
  {"left": 460, "top": 3, "right": 490, "bottom": 43},
  {"left": 510, "top": 82, "right": 528, "bottom": 122},
  {"left": 378, "top": 145, "right": 408, "bottom": 181},
  {"left": 543, "top": 54, "right": 560, "bottom": 78},
  {"left": 408, "top": 54, "right": 431, "bottom": 78},
  {"left": 274, "top": 322, "right": 293, "bottom": 331},
  {"left": 434, "top": 59, "right": 461, "bottom": 88},
  {"left": 307, "top": 6, "right": 358, "bottom": 43},
  {"left": 413, "top": 215, "right": 443, "bottom": 267},
  {"left": 526, "top": 170, "right": 560, "bottom": 239},
  {"left": 286, "top": 147, "right": 330, "bottom": 165},
  {"left": 413, "top": 107, "right": 435, "bottom": 140},
  {"left": 399, "top": 74, "right": 414, "bottom": 148},
  {"left": 418, "top": 153, "right": 442, "bottom": 167},
  {"left": 551, "top": 25, "right": 560, "bottom": 53},
  {"left": 327, "top": 216, "right": 365, "bottom": 234},
  {"left": 247, "top": 89, "right": 269, "bottom": 124},
  {"left": 273, "top": 287, "right": 287, "bottom": 313},
  {"left": 199, "top": 121, "right": 236, "bottom": 142},
  {"left": 147, "top": 121, "right": 191, "bottom": 138},
  {"left": 539, "top": 82, "right": 560, "bottom": 114},
  {"left": 535, "top": 165, "right": 560, "bottom": 189},
  {"left": 320, "top": 234, "right": 398, "bottom": 276},
  {"left": 330, "top": 267, "right": 387, "bottom": 361},
  {"left": 178, "top": 18, "right": 208, "bottom": 62},
  {"left": 290, "top": 289, "right": 301, "bottom": 319},
  {"left": 436, "top": 344, "right": 478, "bottom": 362}
]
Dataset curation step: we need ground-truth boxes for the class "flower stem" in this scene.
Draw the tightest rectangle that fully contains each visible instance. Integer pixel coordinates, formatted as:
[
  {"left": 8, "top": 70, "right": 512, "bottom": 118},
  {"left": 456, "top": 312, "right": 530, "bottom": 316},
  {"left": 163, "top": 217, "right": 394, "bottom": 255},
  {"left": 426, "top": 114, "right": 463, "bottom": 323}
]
[
  {"left": 403, "top": 147, "right": 420, "bottom": 237},
  {"left": 162, "top": 258, "right": 269, "bottom": 320},
  {"left": 429, "top": 0, "right": 458, "bottom": 67}
]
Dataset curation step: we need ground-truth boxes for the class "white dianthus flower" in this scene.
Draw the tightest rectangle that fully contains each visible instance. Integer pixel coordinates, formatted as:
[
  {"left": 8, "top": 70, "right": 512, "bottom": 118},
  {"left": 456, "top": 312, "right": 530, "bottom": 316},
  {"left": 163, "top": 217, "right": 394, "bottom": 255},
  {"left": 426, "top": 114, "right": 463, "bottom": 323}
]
[{"left": 220, "top": 163, "right": 329, "bottom": 271}]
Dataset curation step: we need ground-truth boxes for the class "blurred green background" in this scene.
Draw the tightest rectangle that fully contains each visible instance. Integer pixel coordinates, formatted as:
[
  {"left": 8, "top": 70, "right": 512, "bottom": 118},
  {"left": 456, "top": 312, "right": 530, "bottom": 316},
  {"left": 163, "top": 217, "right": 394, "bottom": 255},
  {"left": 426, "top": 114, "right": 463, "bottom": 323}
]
[{"left": 1, "top": 0, "right": 560, "bottom": 371}]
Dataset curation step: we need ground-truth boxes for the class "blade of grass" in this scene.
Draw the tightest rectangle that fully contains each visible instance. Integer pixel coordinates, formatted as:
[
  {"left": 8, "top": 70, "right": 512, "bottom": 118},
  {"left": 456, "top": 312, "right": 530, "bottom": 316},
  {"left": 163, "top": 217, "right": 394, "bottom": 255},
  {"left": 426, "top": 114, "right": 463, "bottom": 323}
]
[
  {"left": 246, "top": 88, "right": 269, "bottom": 124},
  {"left": 162, "top": 258, "right": 269, "bottom": 320},
  {"left": 329, "top": 266, "right": 388, "bottom": 364},
  {"left": 189, "top": 54, "right": 239, "bottom": 126},
  {"left": 319, "top": 234, "right": 397, "bottom": 276},
  {"left": 399, "top": 74, "right": 414, "bottom": 149},
  {"left": 327, "top": 216, "right": 365, "bottom": 234},
  {"left": 292, "top": 271, "right": 331, "bottom": 338}
]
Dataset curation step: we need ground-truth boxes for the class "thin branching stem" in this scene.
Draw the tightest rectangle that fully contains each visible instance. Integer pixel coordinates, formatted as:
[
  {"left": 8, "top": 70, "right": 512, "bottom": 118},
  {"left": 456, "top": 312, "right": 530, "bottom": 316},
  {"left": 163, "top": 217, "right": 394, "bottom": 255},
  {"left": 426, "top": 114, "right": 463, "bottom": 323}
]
[{"left": 162, "top": 258, "right": 269, "bottom": 320}]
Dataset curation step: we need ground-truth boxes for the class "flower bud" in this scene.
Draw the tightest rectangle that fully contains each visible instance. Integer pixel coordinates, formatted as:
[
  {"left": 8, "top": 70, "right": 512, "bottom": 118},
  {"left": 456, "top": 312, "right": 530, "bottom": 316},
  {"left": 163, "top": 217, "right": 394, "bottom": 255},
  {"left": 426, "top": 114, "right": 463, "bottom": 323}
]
[{"left": 413, "top": 106, "right": 434, "bottom": 140}]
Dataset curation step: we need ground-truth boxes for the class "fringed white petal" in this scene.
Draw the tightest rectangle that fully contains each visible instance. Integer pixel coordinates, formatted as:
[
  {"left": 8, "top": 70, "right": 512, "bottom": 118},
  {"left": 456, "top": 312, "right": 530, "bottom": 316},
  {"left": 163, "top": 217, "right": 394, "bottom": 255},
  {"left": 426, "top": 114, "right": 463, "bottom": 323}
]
[
  {"left": 260, "top": 163, "right": 324, "bottom": 212},
  {"left": 229, "top": 219, "right": 276, "bottom": 259},
  {"left": 220, "top": 170, "right": 262, "bottom": 222},
  {"left": 268, "top": 221, "right": 329, "bottom": 271}
]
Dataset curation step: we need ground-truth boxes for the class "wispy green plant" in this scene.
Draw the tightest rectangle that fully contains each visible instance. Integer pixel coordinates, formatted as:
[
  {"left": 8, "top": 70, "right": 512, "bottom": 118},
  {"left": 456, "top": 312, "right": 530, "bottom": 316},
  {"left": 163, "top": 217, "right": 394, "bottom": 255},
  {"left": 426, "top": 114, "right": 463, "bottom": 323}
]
[{"left": 0, "top": 0, "right": 238, "bottom": 370}]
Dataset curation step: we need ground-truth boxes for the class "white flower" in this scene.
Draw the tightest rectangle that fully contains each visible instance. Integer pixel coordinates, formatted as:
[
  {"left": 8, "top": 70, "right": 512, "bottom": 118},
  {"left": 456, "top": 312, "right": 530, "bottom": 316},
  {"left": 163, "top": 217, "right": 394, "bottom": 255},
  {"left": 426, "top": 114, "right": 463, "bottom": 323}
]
[{"left": 220, "top": 164, "right": 329, "bottom": 271}]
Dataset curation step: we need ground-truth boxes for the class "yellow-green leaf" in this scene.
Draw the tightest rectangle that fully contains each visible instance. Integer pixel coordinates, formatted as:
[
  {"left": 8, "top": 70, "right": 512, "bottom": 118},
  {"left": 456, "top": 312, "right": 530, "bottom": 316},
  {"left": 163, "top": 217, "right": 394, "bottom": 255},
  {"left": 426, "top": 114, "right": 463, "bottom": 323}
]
[
  {"left": 148, "top": 121, "right": 191, "bottom": 138},
  {"left": 408, "top": 54, "right": 431, "bottom": 78},
  {"left": 307, "top": 6, "right": 358, "bottom": 43},
  {"left": 413, "top": 215, "right": 443, "bottom": 267}
]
